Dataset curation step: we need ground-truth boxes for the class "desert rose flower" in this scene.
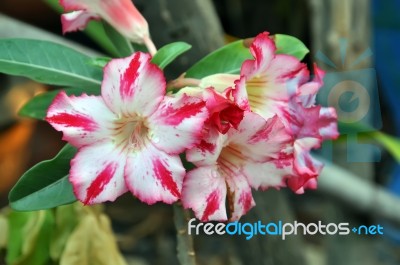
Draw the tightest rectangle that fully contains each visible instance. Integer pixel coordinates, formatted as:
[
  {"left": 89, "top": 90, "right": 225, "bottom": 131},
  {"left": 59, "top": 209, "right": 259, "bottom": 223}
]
[
  {"left": 183, "top": 111, "right": 291, "bottom": 221},
  {"left": 193, "top": 33, "right": 338, "bottom": 194},
  {"left": 182, "top": 81, "right": 291, "bottom": 221},
  {"left": 177, "top": 86, "right": 245, "bottom": 134},
  {"left": 236, "top": 33, "right": 339, "bottom": 193},
  {"left": 46, "top": 52, "right": 208, "bottom": 205},
  {"left": 60, "top": 0, "right": 156, "bottom": 54}
]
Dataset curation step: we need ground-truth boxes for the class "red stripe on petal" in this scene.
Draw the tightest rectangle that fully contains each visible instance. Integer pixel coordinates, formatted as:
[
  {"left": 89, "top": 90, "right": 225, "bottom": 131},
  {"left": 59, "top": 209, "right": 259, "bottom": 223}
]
[
  {"left": 120, "top": 53, "right": 141, "bottom": 99},
  {"left": 198, "top": 140, "right": 216, "bottom": 153},
  {"left": 280, "top": 63, "right": 308, "bottom": 80},
  {"left": 238, "top": 191, "right": 254, "bottom": 214},
  {"left": 248, "top": 116, "right": 277, "bottom": 143},
  {"left": 252, "top": 45, "right": 263, "bottom": 66},
  {"left": 162, "top": 101, "right": 206, "bottom": 126},
  {"left": 201, "top": 190, "right": 221, "bottom": 221},
  {"left": 153, "top": 159, "right": 180, "bottom": 198},
  {"left": 250, "top": 32, "right": 274, "bottom": 66},
  {"left": 46, "top": 113, "right": 98, "bottom": 131},
  {"left": 273, "top": 151, "right": 293, "bottom": 169},
  {"left": 84, "top": 162, "right": 117, "bottom": 204}
]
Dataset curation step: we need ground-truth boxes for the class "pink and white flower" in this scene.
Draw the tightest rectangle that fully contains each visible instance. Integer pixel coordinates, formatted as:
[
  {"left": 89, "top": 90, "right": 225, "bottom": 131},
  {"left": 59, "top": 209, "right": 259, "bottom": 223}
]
[
  {"left": 238, "top": 32, "right": 309, "bottom": 118},
  {"left": 235, "top": 32, "right": 339, "bottom": 193},
  {"left": 60, "top": 0, "right": 156, "bottom": 53},
  {"left": 46, "top": 52, "right": 208, "bottom": 205},
  {"left": 176, "top": 85, "right": 245, "bottom": 135},
  {"left": 182, "top": 81, "right": 291, "bottom": 221},
  {"left": 183, "top": 110, "right": 292, "bottom": 221}
]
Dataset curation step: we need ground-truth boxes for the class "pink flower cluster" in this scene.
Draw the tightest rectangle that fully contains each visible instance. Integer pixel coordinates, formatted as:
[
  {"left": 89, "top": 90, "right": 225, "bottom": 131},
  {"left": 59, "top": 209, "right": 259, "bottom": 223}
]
[
  {"left": 180, "top": 33, "right": 338, "bottom": 221},
  {"left": 47, "top": 0, "right": 338, "bottom": 222}
]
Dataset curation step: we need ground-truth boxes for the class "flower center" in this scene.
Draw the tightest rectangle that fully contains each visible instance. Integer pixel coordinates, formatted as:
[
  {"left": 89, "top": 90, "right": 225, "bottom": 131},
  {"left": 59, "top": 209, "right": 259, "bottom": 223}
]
[
  {"left": 129, "top": 120, "right": 148, "bottom": 149},
  {"left": 114, "top": 115, "right": 149, "bottom": 151}
]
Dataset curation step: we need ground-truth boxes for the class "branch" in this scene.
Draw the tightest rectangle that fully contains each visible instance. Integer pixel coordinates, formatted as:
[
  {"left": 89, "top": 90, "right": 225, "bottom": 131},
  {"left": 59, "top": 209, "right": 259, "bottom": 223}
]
[
  {"left": 173, "top": 203, "right": 197, "bottom": 265},
  {"left": 317, "top": 155, "right": 400, "bottom": 225}
]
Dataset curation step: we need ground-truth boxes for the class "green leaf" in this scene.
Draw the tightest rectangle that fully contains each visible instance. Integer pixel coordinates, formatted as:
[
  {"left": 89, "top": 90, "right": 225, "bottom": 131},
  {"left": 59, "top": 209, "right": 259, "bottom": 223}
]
[
  {"left": 273, "top": 34, "right": 309, "bottom": 60},
  {"left": 85, "top": 21, "right": 120, "bottom": 56},
  {"left": 87, "top": 57, "right": 112, "bottom": 69},
  {"left": 6, "top": 211, "right": 32, "bottom": 264},
  {"left": 0, "top": 212, "right": 7, "bottom": 250},
  {"left": 338, "top": 122, "right": 400, "bottom": 163},
  {"left": 370, "top": 131, "right": 400, "bottom": 162},
  {"left": 151, "top": 42, "right": 192, "bottom": 69},
  {"left": 60, "top": 212, "right": 127, "bottom": 265},
  {"left": 0, "top": 39, "right": 103, "bottom": 88},
  {"left": 50, "top": 204, "right": 79, "bottom": 261},
  {"left": 9, "top": 144, "right": 77, "bottom": 211},
  {"left": 6, "top": 211, "right": 54, "bottom": 265},
  {"left": 185, "top": 35, "right": 308, "bottom": 78},
  {"left": 19, "top": 87, "right": 101, "bottom": 120},
  {"left": 103, "top": 21, "right": 134, "bottom": 57},
  {"left": 185, "top": 40, "right": 252, "bottom": 78}
]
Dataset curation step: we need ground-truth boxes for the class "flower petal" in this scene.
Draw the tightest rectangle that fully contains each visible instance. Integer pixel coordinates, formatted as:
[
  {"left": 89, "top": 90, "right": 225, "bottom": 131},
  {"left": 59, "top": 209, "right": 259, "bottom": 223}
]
[
  {"left": 230, "top": 76, "right": 250, "bottom": 111},
  {"left": 224, "top": 170, "right": 255, "bottom": 221},
  {"left": 246, "top": 53, "right": 308, "bottom": 101},
  {"left": 283, "top": 102, "right": 322, "bottom": 139},
  {"left": 287, "top": 138, "right": 323, "bottom": 193},
  {"left": 101, "top": 52, "right": 165, "bottom": 117},
  {"left": 186, "top": 126, "right": 227, "bottom": 166},
  {"left": 298, "top": 64, "right": 325, "bottom": 107},
  {"left": 46, "top": 91, "right": 115, "bottom": 148},
  {"left": 124, "top": 143, "right": 185, "bottom": 204},
  {"left": 199, "top": 74, "right": 239, "bottom": 93},
  {"left": 148, "top": 93, "right": 208, "bottom": 154},
  {"left": 284, "top": 95, "right": 337, "bottom": 141},
  {"left": 318, "top": 107, "right": 339, "bottom": 140},
  {"left": 243, "top": 156, "right": 292, "bottom": 190},
  {"left": 228, "top": 112, "right": 292, "bottom": 163},
  {"left": 182, "top": 166, "right": 228, "bottom": 222},
  {"left": 241, "top": 32, "right": 310, "bottom": 119},
  {"left": 60, "top": 0, "right": 149, "bottom": 43},
  {"left": 61, "top": 11, "right": 99, "bottom": 34},
  {"left": 203, "top": 88, "right": 244, "bottom": 133},
  {"left": 96, "top": 0, "right": 150, "bottom": 44},
  {"left": 241, "top": 32, "right": 276, "bottom": 78},
  {"left": 293, "top": 138, "right": 322, "bottom": 173},
  {"left": 69, "top": 141, "right": 128, "bottom": 204}
]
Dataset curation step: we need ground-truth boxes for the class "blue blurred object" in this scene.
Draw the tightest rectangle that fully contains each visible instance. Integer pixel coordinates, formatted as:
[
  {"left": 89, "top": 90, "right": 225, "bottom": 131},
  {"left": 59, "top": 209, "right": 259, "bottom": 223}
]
[{"left": 373, "top": 0, "right": 400, "bottom": 242}]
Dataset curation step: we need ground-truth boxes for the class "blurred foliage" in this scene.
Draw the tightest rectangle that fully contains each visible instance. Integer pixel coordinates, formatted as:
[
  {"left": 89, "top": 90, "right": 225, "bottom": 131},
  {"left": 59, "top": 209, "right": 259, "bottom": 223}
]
[
  {"left": 338, "top": 122, "right": 400, "bottom": 163},
  {"left": 0, "top": 211, "right": 8, "bottom": 251},
  {"left": 2, "top": 204, "right": 127, "bottom": 265},
  {"left": 7, "top": 210, "right": 53, "bottom": 265},
  {"left": 102, "top": 21, "right": 134, "bottom": 57}
]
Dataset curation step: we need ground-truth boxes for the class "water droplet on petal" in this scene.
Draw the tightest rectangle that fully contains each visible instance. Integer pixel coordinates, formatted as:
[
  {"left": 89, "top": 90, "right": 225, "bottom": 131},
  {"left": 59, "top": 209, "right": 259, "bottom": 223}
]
[{"left": 211, "top": 170, "right": 219, "bottom": 179}]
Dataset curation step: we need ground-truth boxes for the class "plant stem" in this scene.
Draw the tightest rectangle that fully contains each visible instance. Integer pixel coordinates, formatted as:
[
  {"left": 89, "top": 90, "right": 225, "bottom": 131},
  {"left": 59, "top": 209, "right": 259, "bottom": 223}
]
[
  {"left": 143, "top": 36, "right": 157, "bottom": 56},
  {"left": 173, "top": 203, "right": 197, "bottom": 265}
]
